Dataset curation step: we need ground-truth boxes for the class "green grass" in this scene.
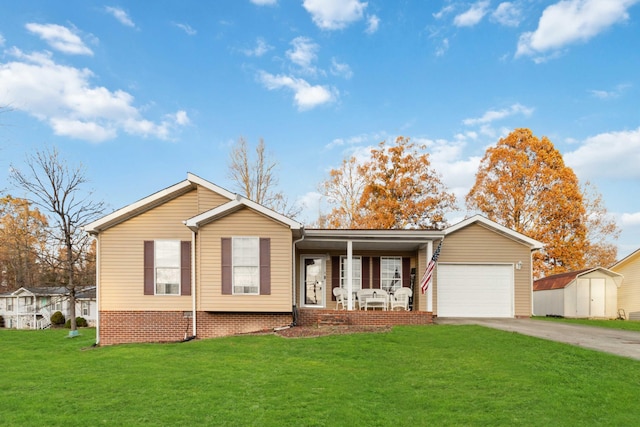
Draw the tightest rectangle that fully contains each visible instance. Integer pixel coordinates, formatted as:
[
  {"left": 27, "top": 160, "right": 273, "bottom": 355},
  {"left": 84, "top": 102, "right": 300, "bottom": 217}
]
[
  {"left": 2, "top": 326, "right": 640, "bottom": 426},
  {"left": 534, "top": 316, "right": 640, "bottom": 331}
]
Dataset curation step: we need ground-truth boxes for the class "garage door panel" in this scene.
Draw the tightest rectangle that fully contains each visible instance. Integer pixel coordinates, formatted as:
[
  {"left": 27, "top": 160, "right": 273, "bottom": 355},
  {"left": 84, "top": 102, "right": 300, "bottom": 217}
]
[{"left": 437, "top": 264, "right": 513, "bottom": 317}]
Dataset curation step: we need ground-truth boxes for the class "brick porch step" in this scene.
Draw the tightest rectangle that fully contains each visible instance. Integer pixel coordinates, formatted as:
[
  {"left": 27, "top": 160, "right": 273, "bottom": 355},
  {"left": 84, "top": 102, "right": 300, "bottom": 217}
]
[{"left": 317, "top": 313, "right": 348, "bottom": 326}]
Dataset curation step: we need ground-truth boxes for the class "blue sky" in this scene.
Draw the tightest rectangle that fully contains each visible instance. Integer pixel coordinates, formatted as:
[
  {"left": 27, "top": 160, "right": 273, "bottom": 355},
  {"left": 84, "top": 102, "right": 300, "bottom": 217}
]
[{"left": 0, "top": 0, "right": 639, "bottom": 259}]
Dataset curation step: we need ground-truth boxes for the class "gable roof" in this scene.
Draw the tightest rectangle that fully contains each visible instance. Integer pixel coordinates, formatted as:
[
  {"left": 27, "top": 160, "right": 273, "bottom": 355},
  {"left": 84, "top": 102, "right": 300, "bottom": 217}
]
[
  {"left": 611, "top": 248, "right": 640, "bottom": 270},
  {"left": 445, "top": 215, "right": 544, "bottom": 250},
  {"left": 534, "top": 267, "right": 624, "bottom": 291},
  {"left": 84, "top": 173, "right": 235, "bottom": 234},
  {"left": 184, "top": 196, "right": 302, "bottom": 231}
]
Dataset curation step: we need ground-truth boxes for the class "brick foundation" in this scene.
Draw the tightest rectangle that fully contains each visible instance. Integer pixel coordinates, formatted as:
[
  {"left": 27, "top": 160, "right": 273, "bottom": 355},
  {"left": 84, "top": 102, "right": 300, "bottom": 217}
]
[
  {"left": 99, "top": 311, "right": 292, "bottom": 345},
  {"left": 297, "top": 308, "right": 433, "bottom": 327}
]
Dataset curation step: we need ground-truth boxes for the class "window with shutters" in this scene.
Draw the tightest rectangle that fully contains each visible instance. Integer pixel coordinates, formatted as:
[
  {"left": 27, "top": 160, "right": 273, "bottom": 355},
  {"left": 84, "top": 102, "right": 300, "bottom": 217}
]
[
  {"left": 233, "top": 237, "right": 260, "bottom": 295},
  {"left": 155, "top": 240, "right": 181, "bottom": 295},
  {"left": 340, "top": 256, "right": 362, "bottom": 292},
  {"left": 381, "top": 257, "right": 403, "bottom": 293}
]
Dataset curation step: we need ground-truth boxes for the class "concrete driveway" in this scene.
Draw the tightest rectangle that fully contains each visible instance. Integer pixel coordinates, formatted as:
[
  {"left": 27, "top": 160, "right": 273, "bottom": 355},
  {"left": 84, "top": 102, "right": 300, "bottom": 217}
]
[{"left": 435, "top": 318, "right": 640, "bottom": 361}]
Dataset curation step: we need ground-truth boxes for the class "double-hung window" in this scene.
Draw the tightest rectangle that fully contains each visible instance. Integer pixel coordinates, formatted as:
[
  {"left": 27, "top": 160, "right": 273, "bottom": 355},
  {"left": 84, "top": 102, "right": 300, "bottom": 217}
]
[
  {"left": 81, "top": 301, "right": 90, "bottom": 316},
  {"left": 232, "top": 237, "right": 260, "bottom": 295},
  {"left": 381, "top": 257, "right": 403, "bottom": 293},
  {"left": 340, "top": 256, "right": 362, "bottom": 292},
  {"left": 154, "top": 240, "right": 181, "bottom": 295}
]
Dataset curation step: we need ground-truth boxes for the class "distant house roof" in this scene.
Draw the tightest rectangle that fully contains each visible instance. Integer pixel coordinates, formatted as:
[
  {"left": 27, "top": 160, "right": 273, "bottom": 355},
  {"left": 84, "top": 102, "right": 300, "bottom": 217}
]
[
  {"left": 1, "top": 286, "right": 96, "bottom": 298},
  {"left": 534, "top": 267, "right": 624, "bottom": 291}
]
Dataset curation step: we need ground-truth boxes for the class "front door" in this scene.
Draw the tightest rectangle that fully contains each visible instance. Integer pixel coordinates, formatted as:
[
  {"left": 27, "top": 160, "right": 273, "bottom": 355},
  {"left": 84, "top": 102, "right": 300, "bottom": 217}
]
[{"left": 303, "top": 257, "right": 325, "bottom": 307}]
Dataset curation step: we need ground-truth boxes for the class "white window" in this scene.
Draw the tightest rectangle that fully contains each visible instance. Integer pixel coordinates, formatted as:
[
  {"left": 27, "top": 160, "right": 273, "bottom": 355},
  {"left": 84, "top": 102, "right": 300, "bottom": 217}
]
[
  {"left": 53, "top": 297, "right": 63, "bottom": 312},
  {"left": 155, "top": 240, "right": 181, "bottom": 295},
  {"left": 81, "top": 301, "right": 90, "bottom": 316},
  {"left": 38, "top": 296, "right": 49, "bottom": 310},
  {"left": 7, "top": 299, "right": 13, "bottom": 312},
  {"left": 340, "top": 256, "right": 362, "bottom": 292},
  {"left": 381, "top": 257, "right": 403, "bottom": 293},
  {"left": 233, "top": 237, "right": 259, "bottom": 295}
]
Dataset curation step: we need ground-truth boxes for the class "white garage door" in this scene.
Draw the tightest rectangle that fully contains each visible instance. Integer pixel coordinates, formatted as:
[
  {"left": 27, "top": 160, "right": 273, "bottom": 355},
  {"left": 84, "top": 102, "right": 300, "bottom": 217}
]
[{"left": 437, "top": 264, "right": 514, "bottom": 317}]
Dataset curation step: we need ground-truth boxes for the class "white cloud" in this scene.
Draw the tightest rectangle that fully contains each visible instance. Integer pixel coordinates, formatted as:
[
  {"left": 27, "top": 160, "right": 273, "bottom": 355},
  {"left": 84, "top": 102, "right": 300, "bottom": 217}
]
[
  {"left": 0, "top": 34, "right": 5, "bottom": 46},
  {"left": 242, "top": 37, "right": 273, "bottom": 57},
  {"left": 454, "top": 0, "right": 490, "bottom": 27},
  {"left": 105, "top": 6, "right": 136, "bottom": 28},
  {"left": 258, "top": 71, "right": 335, "bottom": 110},
  {"left": 589, "top": 83, "right": 631, "bottom": 99},
  {"left": 174, "top": 22, "right": 196, "bottom": 36},
  {"left": 435, "top": 38, "right": 450, "bottom": 57},
  {"left": 366, "top": 15, "right": 380, "bottom": 34},
  {"left": 0, "top": 48, "right": 187, "bottom": 142},
  {"left": 303, "top": 0, "right": 367, "bottom": 30},
  {"left": 492, "top": 2, "right": 522, "bottom": 27},
  {"left": 433, "top": 5, "right": 456, "bottom": 20},
  {"left": 564, "top": 127, "right": 640, "bottom": 179},
  {"left": 330, "top": 58, "right": 353, "bottom": 79},
  {"left": 516, "top": 0, "right": 638, "bottom": 58},
  {"left": 462, "top": 103, "right": 534, "bottom": 126},
  {"left": 621, "top": 212, "right": 640, "bottom": 226},
  {"left": 25, "top": 23, "right": 93, "bottom": 55},
  {"left": 250, "top": 0, "right": 277, "bottom": 5},
  {"left": 286, "top": 37, "right": 319, "bottom": 72}
]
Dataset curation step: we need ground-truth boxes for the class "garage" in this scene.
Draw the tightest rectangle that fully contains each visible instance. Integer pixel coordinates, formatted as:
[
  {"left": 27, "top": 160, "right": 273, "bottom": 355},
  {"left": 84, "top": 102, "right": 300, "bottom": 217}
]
[{"left": 437, "top": 264, "right": 514, "bottom": 317}]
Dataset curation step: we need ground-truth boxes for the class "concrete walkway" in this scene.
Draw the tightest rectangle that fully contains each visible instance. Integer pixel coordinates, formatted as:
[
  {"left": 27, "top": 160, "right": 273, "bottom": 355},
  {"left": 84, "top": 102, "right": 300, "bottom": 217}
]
[{"left": 435, "top": 318, "right": 640, "bottom": 361}]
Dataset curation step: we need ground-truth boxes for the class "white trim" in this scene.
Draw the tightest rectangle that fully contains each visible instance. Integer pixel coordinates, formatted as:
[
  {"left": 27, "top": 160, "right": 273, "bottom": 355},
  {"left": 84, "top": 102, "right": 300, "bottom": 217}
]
[
  {"left": 95, "top": 234, "right": 100, "bottom": 344},
  {"left": 445, "top": 215, "right": 543, "bottom": 250}
]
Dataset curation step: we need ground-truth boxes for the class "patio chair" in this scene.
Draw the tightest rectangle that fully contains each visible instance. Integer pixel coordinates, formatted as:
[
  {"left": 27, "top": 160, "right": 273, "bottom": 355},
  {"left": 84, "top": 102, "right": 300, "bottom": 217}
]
[
  {"left": 390, "top": 287, "right": 412, "bottom": 311},
  {"left": 333, "top": 287, "right": 347, "bottom": 310},
  {"left": 357, "top": 289, "right": 374, "bottom": 310}
]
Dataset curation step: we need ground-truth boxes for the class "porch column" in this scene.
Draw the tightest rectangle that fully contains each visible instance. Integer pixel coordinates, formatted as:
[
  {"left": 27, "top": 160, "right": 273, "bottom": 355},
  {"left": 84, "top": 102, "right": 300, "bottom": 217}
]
[
  {"left": 426, "top": 240, "right": 433, "bottom": 312},
  {"left": 346, "top": 240, "right": 353, "bottom": 310}
]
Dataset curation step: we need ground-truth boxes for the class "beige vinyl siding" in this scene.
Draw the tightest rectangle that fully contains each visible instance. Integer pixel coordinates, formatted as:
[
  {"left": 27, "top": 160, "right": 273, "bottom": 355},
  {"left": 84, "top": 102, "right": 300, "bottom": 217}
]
[
  {"left": 99, "top": 190, "right": 199, "bottom": 311},
  {"left": 614, "top": 252, "right": 640, "bottom": 317},
  {"left": 199, "top": 207, "right": 293, "bottom": 312},
  {"left": 197, "top": 186, "right": 231, "bottom": 212},
  {"left": 434, "top": 223, "right": 532, "bottom": 317}
]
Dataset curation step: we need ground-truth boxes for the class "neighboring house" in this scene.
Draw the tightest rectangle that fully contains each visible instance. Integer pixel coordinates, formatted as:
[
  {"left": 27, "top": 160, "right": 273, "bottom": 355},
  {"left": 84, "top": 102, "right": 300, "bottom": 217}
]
[
  {"left": 84, "top": 173, "right": 543, "bottom": 345},
  {"left": 533, "top": 268, "right": 623, "bottom": 319},
  {"left": 0, "top": 286, "right": 97, "bottom": 329},
  {"left": 611, "top": 248, "right": 640, "bottom": 320}
]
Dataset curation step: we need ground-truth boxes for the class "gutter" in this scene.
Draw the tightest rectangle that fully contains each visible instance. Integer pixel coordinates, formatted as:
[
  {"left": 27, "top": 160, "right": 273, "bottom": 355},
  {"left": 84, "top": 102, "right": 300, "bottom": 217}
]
[
  {"left": 291, "top": 230, "right": 306, "bottom": 326},
  {"left": 190, "top": 229, "right": 197, "bottom": 340}
]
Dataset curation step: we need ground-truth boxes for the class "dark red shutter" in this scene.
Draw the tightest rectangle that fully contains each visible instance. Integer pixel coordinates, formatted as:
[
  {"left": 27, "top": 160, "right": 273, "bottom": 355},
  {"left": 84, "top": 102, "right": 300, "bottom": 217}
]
[
  {"left": 372, "top": 257, "right": 381, "bottom": 289},
  {"left": 259, "top": 238, "right": 271, "bottom": 295},
  {"left": 221, "top": 238, "right": 232, "bottom": 295},
  {"left": 362, "top": 257, "right": 370, "bottom": 288},
  {"left": 402, "top": 257, "right": 411, "bottom": 288},
  {"left": 144, "top": 241, "right": 154, "bottom": 295},
  {"left": 331, "top": 256, "right": 339, "bottom": 300},
  {"left": 181, "top": 241, "right": 191, "bottom": 296}
]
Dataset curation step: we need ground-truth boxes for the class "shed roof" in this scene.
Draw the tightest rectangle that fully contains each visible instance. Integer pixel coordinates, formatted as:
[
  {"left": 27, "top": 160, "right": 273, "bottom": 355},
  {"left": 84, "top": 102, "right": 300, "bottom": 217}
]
[{"left": 534, "top": 267, "right": 624, "bottom": 291}]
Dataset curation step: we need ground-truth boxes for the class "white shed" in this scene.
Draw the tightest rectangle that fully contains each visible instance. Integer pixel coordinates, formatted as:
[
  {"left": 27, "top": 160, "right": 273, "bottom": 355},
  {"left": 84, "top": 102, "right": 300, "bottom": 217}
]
[{"left": 533, "top": 267, "right": 623, "bottom": 319}]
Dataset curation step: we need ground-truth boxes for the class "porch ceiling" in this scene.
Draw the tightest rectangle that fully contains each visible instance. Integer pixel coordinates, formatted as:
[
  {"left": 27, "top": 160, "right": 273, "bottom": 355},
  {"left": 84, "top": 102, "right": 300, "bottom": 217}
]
[{"left": 296, "top": 229, "right": 444, "bottom": 252}]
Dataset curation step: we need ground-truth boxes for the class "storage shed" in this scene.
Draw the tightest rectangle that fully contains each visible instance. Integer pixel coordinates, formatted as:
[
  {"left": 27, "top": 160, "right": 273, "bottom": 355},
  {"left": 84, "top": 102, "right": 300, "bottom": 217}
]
[{"left": 533, "top": 267, "right": 623, "bottom": 318}]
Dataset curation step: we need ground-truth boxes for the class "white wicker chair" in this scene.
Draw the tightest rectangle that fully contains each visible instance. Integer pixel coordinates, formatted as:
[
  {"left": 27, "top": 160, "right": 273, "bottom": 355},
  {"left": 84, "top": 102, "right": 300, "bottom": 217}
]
[
  {"left": 390, "top": 287, "right": 412, "bottom": 310},
  {"left": 333, "top": 287, "right": 347, "bottom": 310}
]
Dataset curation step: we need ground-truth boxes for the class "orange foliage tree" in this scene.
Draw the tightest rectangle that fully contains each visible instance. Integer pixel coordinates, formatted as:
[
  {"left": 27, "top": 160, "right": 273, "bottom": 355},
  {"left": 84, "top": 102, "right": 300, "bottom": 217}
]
[
  {"left": 466, "top": 128, "right": 591, "bottom": 277},
  {"left": 322, "top": 137, "right": 456, "bottom": 229},
  {"left": 581, "top": 181, "right": 620, "bottom": 268}
]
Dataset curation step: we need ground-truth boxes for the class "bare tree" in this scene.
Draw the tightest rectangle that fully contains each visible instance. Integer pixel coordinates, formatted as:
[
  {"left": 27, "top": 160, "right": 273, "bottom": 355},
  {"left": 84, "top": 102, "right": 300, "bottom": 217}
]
[
  {"left": 227, "top": 137, "right": 302, "bottom": 218},
  {"left": 10, "top": 147, "right": 104, "bottom": 335}
]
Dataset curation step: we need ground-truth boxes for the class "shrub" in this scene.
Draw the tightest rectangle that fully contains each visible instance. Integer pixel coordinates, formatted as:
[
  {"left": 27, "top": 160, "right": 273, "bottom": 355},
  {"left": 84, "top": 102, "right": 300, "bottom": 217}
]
[
  {"left": 65, "top": 317, "right": 88, "bottom": 328},
  {"left": 50, "top": 311, "right": 65, "bottom": 325},
  {"left": 0, "top": 315, "right": 4, "bottom": 328}
]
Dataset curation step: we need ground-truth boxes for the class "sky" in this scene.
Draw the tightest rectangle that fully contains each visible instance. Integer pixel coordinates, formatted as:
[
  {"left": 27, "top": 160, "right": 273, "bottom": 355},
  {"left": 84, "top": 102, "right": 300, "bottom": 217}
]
[{"left": 0, "top": 0, "right": 639, "bottom": 259}]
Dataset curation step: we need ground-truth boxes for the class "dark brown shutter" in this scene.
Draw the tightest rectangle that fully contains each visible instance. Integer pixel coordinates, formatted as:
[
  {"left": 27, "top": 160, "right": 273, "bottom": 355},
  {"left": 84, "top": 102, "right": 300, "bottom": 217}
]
[
  {"left": 372, "top": 257, "right": 381, "bottom": 289},
  {"left": 181, "top": 241, "right": 191, "bottom": 296},
  {"left": 221, "top": 238, "right": 232, "bottom": 295},
  {"left": 259, "top": 238, "right": 271, "bottom": 295},
  {"left": 331, "top": 256, "right": 339, "bottom": 300},
  {"left": 402, "top": 257, "right": 411, "bottom": 288},
  {"left": 144, "top": 241, "right": 154, "bottom": 295},
  {"left": 362, "top": 257, "right": 370, "bottom": 288}
]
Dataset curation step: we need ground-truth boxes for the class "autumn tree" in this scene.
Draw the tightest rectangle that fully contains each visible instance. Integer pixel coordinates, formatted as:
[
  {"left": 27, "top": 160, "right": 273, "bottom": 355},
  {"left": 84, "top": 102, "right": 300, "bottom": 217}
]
[
  {"left": 0, "top": 196, "right": 49, "bottom": 290},
  {"left": 357, "top": 137, "right": 457, "bottom": 229},
  {"left": 10, "top": 147, "right": 104, "bottom": 335},
  {"left": 227, "top": 137, "right": 301, "bottom": 218},
  {"left": 466, "top": 128, "right": 592, "bottom": 277},
  {"left": 581, "top": 181, "right": 620, "bottom": 267},
  {"left": 320, "top": 156, "right": 367, "bottom": 228}
]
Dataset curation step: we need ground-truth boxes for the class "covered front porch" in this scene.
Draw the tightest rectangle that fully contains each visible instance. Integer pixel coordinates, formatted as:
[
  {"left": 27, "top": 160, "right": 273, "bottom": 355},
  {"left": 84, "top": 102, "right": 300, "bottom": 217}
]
[{"left": 294, "top": 228, "right": 444, "bottom": 314}]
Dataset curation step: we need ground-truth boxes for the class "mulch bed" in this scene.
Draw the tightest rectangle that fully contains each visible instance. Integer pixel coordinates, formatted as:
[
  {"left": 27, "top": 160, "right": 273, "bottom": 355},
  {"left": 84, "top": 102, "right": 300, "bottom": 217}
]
[{"left": 273, "top": 324, "right": 392, "bottom": 338}]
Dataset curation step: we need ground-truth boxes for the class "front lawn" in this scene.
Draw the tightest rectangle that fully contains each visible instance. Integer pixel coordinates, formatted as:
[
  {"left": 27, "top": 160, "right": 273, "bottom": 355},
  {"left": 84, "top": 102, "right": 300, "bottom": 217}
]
[
  {"left": 534, "top": 316, "right": 640, "bottom": 331},
  {"left": 2, "top": 326, "right": 639, "bottom": 426}
]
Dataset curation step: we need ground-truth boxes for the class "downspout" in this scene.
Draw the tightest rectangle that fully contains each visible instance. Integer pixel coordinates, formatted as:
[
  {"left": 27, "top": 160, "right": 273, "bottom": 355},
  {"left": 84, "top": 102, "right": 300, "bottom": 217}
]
[
  {"left": 191, "top": 229, "right": 197, "bottom": 339},
  {"left": 291, "top": 230, "right": 306, "bottom": 326},
  {"left": 95, "top": 234, "right": 100, "bottom": 345}
]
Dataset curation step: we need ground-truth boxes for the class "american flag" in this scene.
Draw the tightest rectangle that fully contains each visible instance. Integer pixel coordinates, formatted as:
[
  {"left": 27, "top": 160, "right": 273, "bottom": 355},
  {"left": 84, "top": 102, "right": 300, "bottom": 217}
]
[{"left": 420, "top": 239, "right": 443, "bottom": 294}]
